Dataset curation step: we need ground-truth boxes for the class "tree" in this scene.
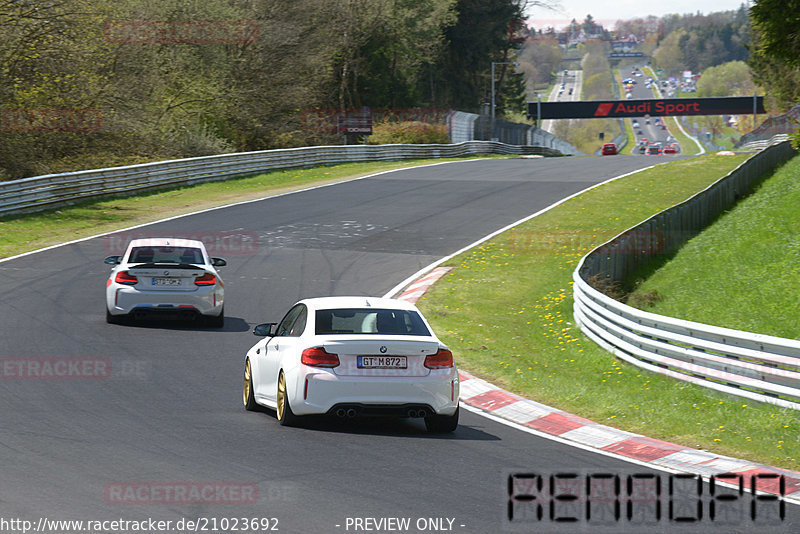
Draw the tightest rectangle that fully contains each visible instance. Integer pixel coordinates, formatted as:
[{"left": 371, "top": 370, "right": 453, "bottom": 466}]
[
  {"left": 582, "top": 14, "right": 595, "bottom": 34},
  {"left": 696, "top": 61, "right": 755, "bottom": 97},
  {"left": 749, "top": 0, "right": 800, "bottom": 68},
  {"left": 653, "top": 28, "right": 686, "bottom": 76},
  {"left": 430, "top": 0, "right": 527, "bottom": 111},
  {"left": 748, "top": 0, "right": 800, "bottom": 109}
]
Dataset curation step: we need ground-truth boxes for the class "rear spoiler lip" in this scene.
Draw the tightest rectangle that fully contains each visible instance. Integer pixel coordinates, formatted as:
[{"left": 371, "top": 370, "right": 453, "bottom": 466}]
[{"left": 129, "top": 263, "right": 205, "bottom": 270}]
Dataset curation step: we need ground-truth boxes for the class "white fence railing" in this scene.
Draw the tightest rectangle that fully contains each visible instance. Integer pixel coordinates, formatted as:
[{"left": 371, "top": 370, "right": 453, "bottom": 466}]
[
  {"left": 573, "top": 137, "right": 800, "bottom": 409},
  {"left": 447, "top": 110, "right": 581, "bottom": 155},
  {"left": 0, "top": 141, "right": 561, "bottom": 217},
  {"left": 738, "top": 133, "right": 790, "bottom": 152}
]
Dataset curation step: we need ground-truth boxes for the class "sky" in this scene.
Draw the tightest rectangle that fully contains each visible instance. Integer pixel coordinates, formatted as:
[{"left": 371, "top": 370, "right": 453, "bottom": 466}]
[{"left": 526, "top": 0, "right": 751, "bottom": 30}]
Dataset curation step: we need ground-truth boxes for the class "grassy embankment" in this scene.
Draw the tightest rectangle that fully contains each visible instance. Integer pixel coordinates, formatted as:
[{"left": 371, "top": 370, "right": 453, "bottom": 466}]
[
  {"left": 417, "top": 153, "right": 800, "bottom": 470},
  {"left": 629, "top": 154, "right": 800, "bottom": 339}
]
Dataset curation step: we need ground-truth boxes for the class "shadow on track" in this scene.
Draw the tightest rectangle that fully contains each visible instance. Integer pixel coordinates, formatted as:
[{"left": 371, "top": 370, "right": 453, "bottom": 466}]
[{"left": 241, "top": 409, "right": 500, "bottom": 441}]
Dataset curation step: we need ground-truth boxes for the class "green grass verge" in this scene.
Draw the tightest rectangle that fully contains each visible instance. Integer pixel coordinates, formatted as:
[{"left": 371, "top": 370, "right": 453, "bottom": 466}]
[
  {"left": 629, "top": 153, "right": 800, "bottom": 339},
  {"left": 612, "top": 69, "right": 638, "bottom": 155},
  {"left": 417, "top": 153, "right": 800, "bottom": 470},
  {"left": 666, "top": 117, "right": 702, "bottom": 155},
  {"left": 0, "top": 157, "right": 508, "bottom": 259},
  {"left": 680, "top": 116, "right": 741, "bottom": 150}
]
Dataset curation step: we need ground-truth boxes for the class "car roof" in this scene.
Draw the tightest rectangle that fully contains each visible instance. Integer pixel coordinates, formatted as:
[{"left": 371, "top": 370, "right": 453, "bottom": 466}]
[
  {"left": 298, "top": 296, "right": 419, "bottom": 312},
  {"left": 127, "top": 238, "right": 207, "bottom": 249}
]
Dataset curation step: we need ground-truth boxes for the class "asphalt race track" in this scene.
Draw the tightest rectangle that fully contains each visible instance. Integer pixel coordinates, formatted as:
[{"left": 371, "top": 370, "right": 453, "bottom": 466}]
[{"left": 1, "top": 156, "right": 796, "bottom": 533}]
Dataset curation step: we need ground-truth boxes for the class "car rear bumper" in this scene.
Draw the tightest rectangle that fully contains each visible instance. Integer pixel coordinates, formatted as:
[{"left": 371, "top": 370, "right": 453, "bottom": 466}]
[
  {"left": 107, "top": 285, "right": 223, "bottom": 317},
  {"left": 290, "top": 369, "right": 460, "bottom": 416}
]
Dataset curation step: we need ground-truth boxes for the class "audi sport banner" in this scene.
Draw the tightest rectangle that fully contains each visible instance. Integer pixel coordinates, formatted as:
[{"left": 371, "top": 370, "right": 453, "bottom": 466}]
[{"left": 527, "top": 96, "right": 765, "bottom": 121}]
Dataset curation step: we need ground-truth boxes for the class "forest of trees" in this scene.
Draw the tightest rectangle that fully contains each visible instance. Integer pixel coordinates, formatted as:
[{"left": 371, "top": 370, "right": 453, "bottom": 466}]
[
  {"left": 3, "top": 0, "right": 797, "bottom": 181},
  {"left": 651, "top": 7, "right": 750, "bottom": 78},
  {"left": 0, "top": 0, "right": 527, "bottom": 180}
]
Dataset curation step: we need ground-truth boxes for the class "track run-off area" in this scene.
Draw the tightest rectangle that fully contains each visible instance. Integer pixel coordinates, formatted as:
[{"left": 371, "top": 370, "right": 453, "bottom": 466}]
[{"left": 1, "top": 154, "right": 797, "bottom": 533}]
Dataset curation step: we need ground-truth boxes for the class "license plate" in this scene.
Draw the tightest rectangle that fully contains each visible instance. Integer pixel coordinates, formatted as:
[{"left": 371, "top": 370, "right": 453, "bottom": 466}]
[
  {"left": 152, "top": 277, "right": 182, "bottom": 286},
  {"left": 357, "top": 356, "right": 407, "bottom": 369}
]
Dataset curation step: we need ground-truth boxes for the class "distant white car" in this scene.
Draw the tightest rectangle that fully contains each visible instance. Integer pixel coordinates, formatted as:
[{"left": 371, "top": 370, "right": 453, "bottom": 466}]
[
  {"left": 243, "top": 296, "right": 460, "bottom": 432},
  {"left": 104, "top": 238, "right": 226, "bottom": 326}
]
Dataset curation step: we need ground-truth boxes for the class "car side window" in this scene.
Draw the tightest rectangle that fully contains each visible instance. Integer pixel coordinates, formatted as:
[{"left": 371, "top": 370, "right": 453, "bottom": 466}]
[
  {"left": 288, "top": 306, "right": 307, "bottom": 337},
  {"left": 275, "top": 304, "right": 306, "bottom": 337}
]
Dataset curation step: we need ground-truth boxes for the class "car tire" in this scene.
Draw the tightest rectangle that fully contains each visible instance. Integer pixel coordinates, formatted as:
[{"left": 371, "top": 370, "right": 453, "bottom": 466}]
[
  {"left": 424, "top": 405, "right": 459, "bottom": 433},
  {"left": 243, "top": 359, "right": 260, "bottom": 412},
  {"left": 206, "top": 307, "right": 224, "bottom": 328},
  {"left": 276, "top": 370, "right": 299, "bottom": 426}
]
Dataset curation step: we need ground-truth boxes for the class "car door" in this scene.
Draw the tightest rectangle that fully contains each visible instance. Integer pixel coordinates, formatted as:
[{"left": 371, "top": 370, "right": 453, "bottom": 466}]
[{"left": 260, "top": 304, "right": 308, "bottom": 402}]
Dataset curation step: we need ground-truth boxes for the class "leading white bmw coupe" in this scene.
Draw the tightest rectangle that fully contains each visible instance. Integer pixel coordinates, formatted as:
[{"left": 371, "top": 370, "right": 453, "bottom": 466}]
[
  {"left": 243, "top": 296, "right": 460, "bottom": 432},
  {"left": 104, "top": 238, "right": 226, "bottom": 326}
]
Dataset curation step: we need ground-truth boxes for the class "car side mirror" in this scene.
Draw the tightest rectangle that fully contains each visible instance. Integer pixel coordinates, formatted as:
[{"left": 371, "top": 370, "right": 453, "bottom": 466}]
[
  {"left": 253, "top": 323, "right": 276, "bottom": 337},
  {"left": 104, "top": 255, "right": 121, "bottom": 265},
  {"left": 211, "top": 257, "right": 227, "bottom": 267}
]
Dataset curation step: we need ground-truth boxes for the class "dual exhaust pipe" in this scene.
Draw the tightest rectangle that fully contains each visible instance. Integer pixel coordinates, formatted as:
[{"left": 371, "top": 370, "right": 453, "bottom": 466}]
[
  {"left": 335, "top": 408, "right": 358, "bottom": 418},
  {"left": 333, "top": 406, "right": 430, "bottom": 418}
]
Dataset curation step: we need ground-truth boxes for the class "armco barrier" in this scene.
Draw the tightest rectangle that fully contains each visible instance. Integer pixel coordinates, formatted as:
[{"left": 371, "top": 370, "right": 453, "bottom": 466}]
[
  {"left": 738, "top": 133, "right": 790, "bottom": 152},
  {"left": 0, "top": 141, "right": 560, "bottom": 217},
  {"left": 447, "top": 110, "right": 581, "bottom": 155},
  {"left": 573, "top": 137, "right": 800, "bottom": 409}
]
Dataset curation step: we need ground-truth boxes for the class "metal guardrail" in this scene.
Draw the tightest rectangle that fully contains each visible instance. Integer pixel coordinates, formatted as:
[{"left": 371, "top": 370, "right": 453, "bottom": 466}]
[
  {"left": 448, "top": 110, "right": 581, "bottom": 155},
  {"left": 0, "top": 141, "right": 561, "bottom": 217},
  {"left": 736, "top": 105, "right": 800, "bottom": 147},
  {"left": 573, "top": 137, "right": 800, "bottom": 409},
  {"left": 738, "top": 133, "right": 790, "bottom": 152}
]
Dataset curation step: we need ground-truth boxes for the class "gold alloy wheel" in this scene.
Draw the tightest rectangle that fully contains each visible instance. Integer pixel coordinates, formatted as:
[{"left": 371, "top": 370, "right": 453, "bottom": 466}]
[
  {"left": 243, "top": 360, "right": 252, "bottom": 407},
  {"left": 277, "top": 372, "right": 287, "bottom": 421}
]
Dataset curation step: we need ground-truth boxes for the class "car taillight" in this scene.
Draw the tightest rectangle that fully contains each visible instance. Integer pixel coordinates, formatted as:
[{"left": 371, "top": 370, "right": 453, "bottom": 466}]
[
  {"left": 114, "top": 271, "right": 138, "bottom": 285},
  {"left": 425, "top": 348, "right": 453, "bottom": 369},
  {"left": 301, "top": 347, "right": 340, "bottom": 368},
  {"left": 194, "top": 273, "right": 216, "bottom": 286}
]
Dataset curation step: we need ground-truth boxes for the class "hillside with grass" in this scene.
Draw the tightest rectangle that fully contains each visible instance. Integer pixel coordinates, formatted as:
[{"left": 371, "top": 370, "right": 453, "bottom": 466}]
[
  {"left": 628, "top": 153, "right": 800, "bottom": 339},
  {"left": 418, "top": 153, "right": 800, "bottom": 469}
]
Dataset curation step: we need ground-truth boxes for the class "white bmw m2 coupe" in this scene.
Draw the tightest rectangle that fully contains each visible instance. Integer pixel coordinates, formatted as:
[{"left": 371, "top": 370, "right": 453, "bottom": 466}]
[{"left": 243, "top": 296, "right": 459, "bottom": 432}]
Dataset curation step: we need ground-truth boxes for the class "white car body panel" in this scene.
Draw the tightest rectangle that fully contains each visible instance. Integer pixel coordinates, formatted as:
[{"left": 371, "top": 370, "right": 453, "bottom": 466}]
[
  {"left": 105, "top": 238, "right": 224, "bottom": 319},
  {"left": 246, "top": 296, "right": 459, "bottom": 417}
]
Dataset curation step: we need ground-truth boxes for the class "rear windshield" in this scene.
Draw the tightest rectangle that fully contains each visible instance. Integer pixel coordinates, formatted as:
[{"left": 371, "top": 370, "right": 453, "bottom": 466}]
[
  {"left": 315, "top": 308, "right": 430, "bottom": 336},
  {"left": 129, "top": 246, "right": 204, "bottom": 264}
]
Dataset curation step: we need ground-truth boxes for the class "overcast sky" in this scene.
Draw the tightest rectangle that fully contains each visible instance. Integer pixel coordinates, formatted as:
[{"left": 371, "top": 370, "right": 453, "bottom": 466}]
[{"left": 526, "top": 0, "right": 751, "bottom": 30}]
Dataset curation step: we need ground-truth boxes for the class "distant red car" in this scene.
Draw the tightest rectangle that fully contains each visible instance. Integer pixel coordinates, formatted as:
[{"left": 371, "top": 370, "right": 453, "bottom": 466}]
[
  {"left": 663, "top": 145, "right": 677, "bottom": 154},
  {"left": 601, "top": 143, "right": 617, "bottom": 155}
]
